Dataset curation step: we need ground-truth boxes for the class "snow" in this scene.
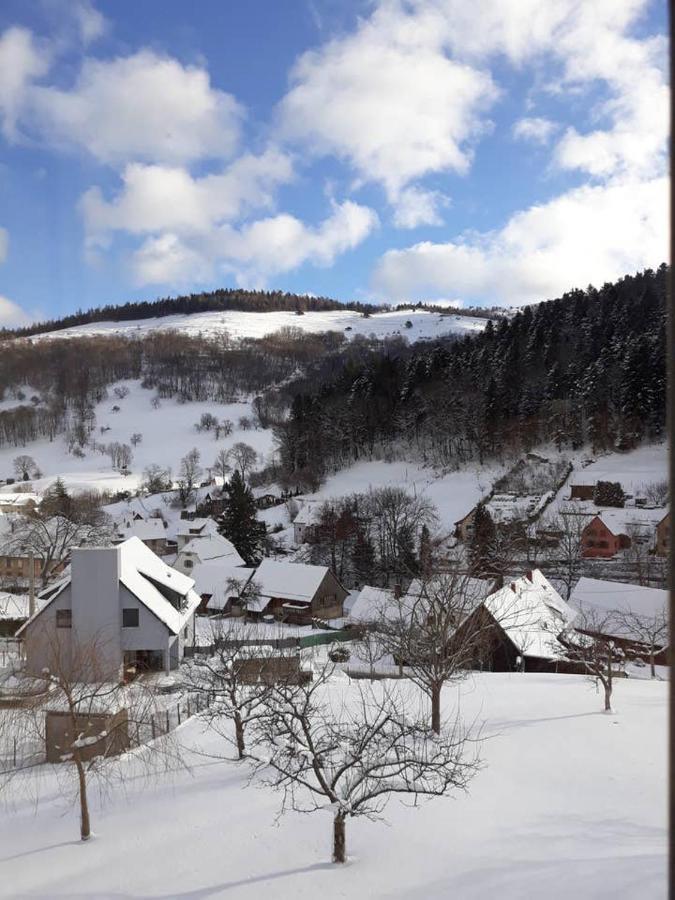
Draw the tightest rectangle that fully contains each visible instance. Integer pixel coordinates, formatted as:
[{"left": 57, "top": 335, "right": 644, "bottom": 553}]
[
  {"left": 0, "top": 671, "right": 665, "bottom": 898},
  {"left": 249, "top": 560, "right": 333, "bottom": 607},
  {"left": 178, "top": 533, "right": 245, "bottom": 567},
  {"left": 0, "top": 591, "right": 30, "bottom": 620},
  {"left": 568, "top": 443, "right": 668, "bottom": 493},
  {"left": 0, "top": 379, "right": 275, "bottom": 495},
  {"left": 483, "top": 570, "right": 576, "bottom": 661},
  {"left": 349, "top": 585, "right": 395, "bottom": 624},
  {"left": 26, "top": 307, "right": 487, "bottom": 345},
  {"left": 113, "top": 515, "right": 167, "bottom": 543},
  {"left": 570, "top": 578, "right": 668, "bottom": 633}
]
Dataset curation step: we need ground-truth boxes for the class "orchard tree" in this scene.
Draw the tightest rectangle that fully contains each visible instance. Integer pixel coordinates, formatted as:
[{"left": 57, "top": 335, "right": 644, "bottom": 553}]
[
  {"left": 13, "top": 455, "right": 38, "bottom": 481},
  {"left": 177, "top": 448, "right": 203, "bottom": 506},
  {"left": 227, "top": 442, "right": 258, "bottom": 482}
]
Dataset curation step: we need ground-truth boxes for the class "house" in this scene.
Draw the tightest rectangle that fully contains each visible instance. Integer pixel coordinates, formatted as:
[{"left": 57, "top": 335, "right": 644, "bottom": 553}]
[
  {"left": 580, "top": 514, "right": 628, "bottom": 558},
  {"left": 113, "top": 515, "right": 168, "bottom": 556},
  {"left": 569, "top": 577, "right": 669, "bottom": 663},
  {"left": 455, "top": 569, "right": 577, "bottom": 673},
  {"left": 453, "top": 508, "right": 476, "bottom": 543},
  {"left": 292, "top": 502, "right": 322, "bottom": 545},
  {"left": 255, "top": 493, "right": 280, "bottom": 510},
  {"left": 0, "top": 493, "right": 41, "bottom": 514},
  {"left": 570, "top": 484, "right": 595, "bottom": 501},
  {"left": 655, "top": 512, "right": 670, "bottom": 557},
  {"left": 580, "top": 508, "right": 666, "bottom": 558},
  {"left": 234, "top": 560, "right": 348, "bottom": 625},
  {"left": 201, "top": 565, "right": 255, "bottom": 614},
  {"left": 174, "top": 533, "right": 245, "bottom": 576},
  {"left": 18, "top": 537, "right": 200, "bottom": 681},
  {"left": 175, "top": 518, "right": 218, "bottom": 551},
  {"left": 348, "top": 585, "right": 396, "bottom": 625}
]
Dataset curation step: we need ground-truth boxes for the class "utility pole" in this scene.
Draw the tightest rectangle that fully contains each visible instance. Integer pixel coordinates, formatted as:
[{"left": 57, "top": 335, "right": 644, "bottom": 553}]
[{"left": 28, "top": 551, "right": 35, "bottom": 618}]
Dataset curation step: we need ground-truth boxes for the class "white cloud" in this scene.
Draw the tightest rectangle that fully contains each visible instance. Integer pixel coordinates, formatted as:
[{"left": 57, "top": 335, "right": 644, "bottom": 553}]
[
  {"left": 372, "top": 177, "right": 667, "bottom": 305},
  {"left": 279, "top": 1, "right": 497, "bottom": 211},
  {"left": 27, "top": 50, "right": 243, "bottom": 165},
  {"left": 512, "top": 117, "right": 558, "bottom": 145},
  {"left": 81, "top": 148, "right": 294, "bottom": 239},
  {"left": 0, "top": 27, "right": 50, "bottom": 140},
  {"left": 392, "top": 187, "right": 449, "bottom": 228},
  {"left": 72, "top": 0, "right": 108, "bottom": 44},
  {"left": 0, "top": 294, "right": 33, "bottom": 327},
  {"left": 131, "top": 200, "right": 378, "bottom": 287}
]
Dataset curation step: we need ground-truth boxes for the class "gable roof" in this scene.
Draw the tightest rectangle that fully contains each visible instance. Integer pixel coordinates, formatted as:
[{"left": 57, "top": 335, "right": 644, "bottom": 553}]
[
  {"left": 178, "top": 533, "right": 245, "bottom": 566},
  {"left": 176, "top": 518, "right": 216, "bottom": 537},
  {"left": 200, "top": 564, "right": 255, "bottom": 611},
  {"left": 570, "top": 577, "right": 667, "bottom": 629},
  {"left": 249, "top": 560, "right": 333, "bottom": 605},
  {"left": 114, "top": 516, "right": 167, "bottom": 543},
  {"left": 483, "top": 569, "right": 575, "bottom": 661},
  {"left": 349, "top": 585, "right": 396, "bottom": 623},
  {"left": 19, "top": 537, "right": 199, "bottom": 637}
]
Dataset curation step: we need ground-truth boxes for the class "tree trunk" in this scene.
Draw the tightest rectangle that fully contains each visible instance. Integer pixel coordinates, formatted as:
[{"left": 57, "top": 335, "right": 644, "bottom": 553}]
[
  {"left": 234, "top": 713, "right": 245, "bottom": 760},
  {"left": 332, "top": 813, "right": 346, "bottom": 864},
  {"left": 650, "top": 652, "right": 656, "bottom": 679},
  {"left": 431, "top": 683, "right": 441, "bottom": 734},
  {"left": 75, "top": 759, "right": 91, "bottom": 841},
  {"left": 604, "top": 684, "right": 612, "bottom": 712}
]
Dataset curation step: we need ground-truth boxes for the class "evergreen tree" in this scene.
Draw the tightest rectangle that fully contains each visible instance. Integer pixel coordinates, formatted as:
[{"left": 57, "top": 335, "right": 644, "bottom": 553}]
[
  {"left": 352, "top": 528, "right": 375, "bottom": 587},
  {"left": 469, "top": 504, "right": 497, "bottom": 577},
  {"left": 41, "top": 477, "right": 73, "bottom": 519},
  {"left": 217, "top": 471, "right": 266, "bottom": 565}
]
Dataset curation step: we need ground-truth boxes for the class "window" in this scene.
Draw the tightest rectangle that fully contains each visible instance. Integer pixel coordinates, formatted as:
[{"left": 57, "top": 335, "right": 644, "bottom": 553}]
[
  {"left": 183, "top": 559, "right": 193, "bottom": 568},
  {"left": 123, "top": 608, "right": 139, "bottom": 628},
  {"left": 56, "top": 609, "right": 72, "bottom": 629}
]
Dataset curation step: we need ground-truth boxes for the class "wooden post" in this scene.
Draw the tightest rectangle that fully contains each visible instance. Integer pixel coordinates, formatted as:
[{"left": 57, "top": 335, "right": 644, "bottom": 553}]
[
  {"left": 165, "top": 710, "right": 170, "bottom": 733},
  {"left": 177, "top": 703, "right": 181, "bottom": 725},
  {"left": 151, "top": 716, "right": 156, "bottom": 740},
  {"left": 13, "top": 737, "right": 16, "bottom": 767}
]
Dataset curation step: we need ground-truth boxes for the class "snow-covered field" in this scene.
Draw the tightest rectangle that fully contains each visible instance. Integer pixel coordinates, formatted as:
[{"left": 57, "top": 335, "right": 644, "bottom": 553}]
[
  {"left": 0, "top": 671, "right": 666, "bottom": 899},
  {"left": 25, "top": 308, "right": 487, "bottom": 344},
  {"left": 0, "top": 380, "right": 276, "bottom": 495}
]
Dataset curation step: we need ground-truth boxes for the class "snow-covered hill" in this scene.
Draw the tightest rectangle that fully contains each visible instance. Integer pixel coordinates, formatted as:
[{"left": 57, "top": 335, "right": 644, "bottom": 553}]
[{"left": 25, "top": 307, "right": 487, "bottom": 343}]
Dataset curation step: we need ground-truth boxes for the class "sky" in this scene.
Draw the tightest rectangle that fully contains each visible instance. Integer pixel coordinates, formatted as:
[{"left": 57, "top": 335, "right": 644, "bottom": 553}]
[{"left": 0, "top": 0, "right": 668, "bottom": 325}]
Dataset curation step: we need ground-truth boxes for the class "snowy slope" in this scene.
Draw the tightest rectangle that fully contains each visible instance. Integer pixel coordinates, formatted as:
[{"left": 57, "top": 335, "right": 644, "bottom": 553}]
[
  {"left": 25, "top": 307, "right": 487, "bottom": 343},
  {"left": 0, "top": 672, "right": 666, "bottom": 899}
]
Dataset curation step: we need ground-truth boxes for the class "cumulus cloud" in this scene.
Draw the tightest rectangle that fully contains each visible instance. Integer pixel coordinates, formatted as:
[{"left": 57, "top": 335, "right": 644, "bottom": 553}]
[
  {"left": 279, "top": 1, "right": 497, "bottom": 216},
  {"left": 0, "top": 27, "right": 50, "bottom": 140},
  {"left": 392, "top": 187, "right": 449, "bottom": 229},
  {"left": 372, "top": 177, "right": 667, "bottom": 305},
  {"left": 0, "top": 294, "right": 33, "bottom": 327},
  {"left": 25, "top": 50, "right": 243, "bottom": 165},
  {"left": 131, "top": 200, "right": 379, "bottom": 287},
  {"left": 512, "top": 117, "right": 558, "bottom": 145},
  {"left": 81, "top": 148, "right": 294, "bottom": 239},
  {"left": 72, "top": 0, "right": 108, "bottom": 44}
]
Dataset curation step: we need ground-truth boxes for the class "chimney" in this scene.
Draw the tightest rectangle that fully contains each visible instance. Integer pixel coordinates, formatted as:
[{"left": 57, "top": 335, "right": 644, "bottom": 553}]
[
  {"left": 393, "top": 583, "right": 402, "bottom": 599},
  {"left": 510, "top": 582, "right": 517, "bottom": 593},
  {"left": 525, "top": 570, "right": 533, "bottom": 582}
]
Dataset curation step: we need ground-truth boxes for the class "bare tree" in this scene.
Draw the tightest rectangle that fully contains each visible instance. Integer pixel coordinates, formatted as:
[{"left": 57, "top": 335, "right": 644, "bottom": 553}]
[
  {"left": 10, "top": 509, "right": 112, "bottom": 586},
  {"left": 615, "top": 606, "right": 668, "bottom": 678},
  {"left": 181, "top": 620, "right": 282, "bottom": 760},
  {"left": 177, "top": 448, "right": 203, "bottom": 506},
  {"left": 638, "top": 479, "right": 669, "bottom": 506},
  {"left": 544, "top": 507, "right": 589, "bottom": 600},
  {"left": 384, "top": 569, "right": 490, "bottom": 733},
  {"left": 561, "top": 607, "right": 625, "bottom": 711},
  {"left": 12, "top": 455, "right": 38, "bottom": 480},
  {"left": 227, "top": 442, "right": 257, "bottom": 483},
  {"left": 251, "top": 660, "right": 481, "bottom": 863},
  {"left": 142, "top": 464, "right": 172, "bottom": 495},
  {"left": 213, "top": 448, "right": 231, "bottom": 483},
  {"left": 365, "top": 487, "right": 438, "bottom": 585},
  {"left": 1, "top": 627, "right": 172, "bottom": 841},
  {"left": 130, "top": 433, "right": 142, "bottom": 447}
]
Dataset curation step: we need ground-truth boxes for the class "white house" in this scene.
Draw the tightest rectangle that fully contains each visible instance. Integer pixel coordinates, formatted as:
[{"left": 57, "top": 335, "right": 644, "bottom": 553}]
[
  {"left": 292, "top": 502, "right": 322, "bottom": 545},
  {"left": 175, "top": 518, "right": 218, "bottom": 551},
  {"left": 18, "top": 537, "right": 200, "bottom": 681},
  {"left": 113, "top": 514, "right": 168, "bottom": 555},
  {"left": 174, "top": 533, "right": 245, "bottom": 575}
]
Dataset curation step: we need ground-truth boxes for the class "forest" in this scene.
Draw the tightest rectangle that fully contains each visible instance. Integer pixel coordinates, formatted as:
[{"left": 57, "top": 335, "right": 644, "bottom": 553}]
[{"left": 0, "top": 266, "right": 667, "bottom": 490}]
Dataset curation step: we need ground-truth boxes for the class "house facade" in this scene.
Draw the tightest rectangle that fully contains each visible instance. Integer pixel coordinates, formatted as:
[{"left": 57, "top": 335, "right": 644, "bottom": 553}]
[
  {"left": 655, "top": 512, "right": 670, "bottom": 557},
  {"left": 113, "top": 515, "right": 168, "bottom": 556},
  {"left": 234, "top": 560, "right": 348, "bottom": 625},
  {"left": 18, "top": 538, "right": 200, "bottom": 681},
  {"left": 580, "top": 515, "right": 628, "bottom": 558}
]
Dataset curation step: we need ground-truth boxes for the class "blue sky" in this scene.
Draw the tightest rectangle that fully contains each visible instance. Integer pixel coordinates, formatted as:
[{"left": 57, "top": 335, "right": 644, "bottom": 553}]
[{"left": 0, "top": 0, "right": 668, "bottom": 324}]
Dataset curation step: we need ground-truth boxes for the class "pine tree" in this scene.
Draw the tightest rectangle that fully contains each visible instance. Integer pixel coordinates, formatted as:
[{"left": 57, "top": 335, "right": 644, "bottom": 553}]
[
  {"left": 41, "top": 477, "right": 73, "bottom": 519},
  {"left": 469, "top": 504, "right": 497, "bottom": 577},
  {"left": 217, "top": 471, "right": 266, "bottom": 565}
]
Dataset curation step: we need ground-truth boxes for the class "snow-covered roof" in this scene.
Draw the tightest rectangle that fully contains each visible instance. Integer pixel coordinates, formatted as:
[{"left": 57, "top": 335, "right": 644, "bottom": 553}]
[
  {"left": 349, "top": 585, "right": 396, "bottom": 623},
  {"left": 178, "top": 533, "right": 245, "bottom": 566},
  {"left": 0, "top": 592, "right": 30, "bottom": 620},
  {"left": 0, "top": 492, "right": 41, "bottom": 508},
  {"left": 594, "top": 507, "right": 665, "bottom": 537},
  {"left": 570, "top": 578, "right": 667, "bottom": 628},
  {"left": 189, "top": 562, "right": 253, "bottom": 610},
  {"left": 114, "top": 516, "right": 166, "bottom": 542},
  {"left": 483, "top": 569, "right": 575, "bottom": 661},
  {"left": 120, "top": 537, "right": 201, "bottom": 634},
  {"left": 176, "top": 518, "right": 217, "bottom": 537},
  {"left": 248, "top": 560, "right": 331, "bottom": 605},
  {"left": 293, "top": 501, "right": 322, "bottom": 527}
]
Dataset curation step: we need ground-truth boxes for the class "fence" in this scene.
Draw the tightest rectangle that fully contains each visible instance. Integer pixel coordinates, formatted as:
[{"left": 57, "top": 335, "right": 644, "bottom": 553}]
[
  {"left": 143, "top": 689, "right": 214, "bottom": 742},
  {"left": 0, "top": 638, "right": 23, "bottom": 670}
]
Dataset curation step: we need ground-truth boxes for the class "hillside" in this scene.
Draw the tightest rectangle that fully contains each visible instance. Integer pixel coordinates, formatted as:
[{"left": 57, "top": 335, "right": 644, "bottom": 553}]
[{"left": 20, "top": 307, "right": 487, "bottom": 345}]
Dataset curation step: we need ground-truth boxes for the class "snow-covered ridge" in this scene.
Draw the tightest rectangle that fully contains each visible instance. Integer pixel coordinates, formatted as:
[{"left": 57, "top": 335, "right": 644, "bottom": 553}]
[{"left": 25, "top": 307, "right": 487, "bottom": 343}]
